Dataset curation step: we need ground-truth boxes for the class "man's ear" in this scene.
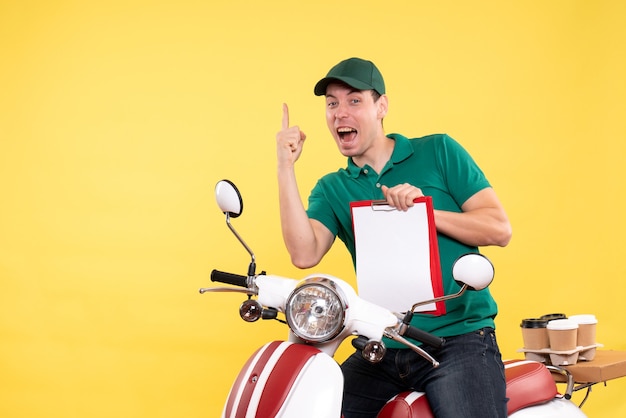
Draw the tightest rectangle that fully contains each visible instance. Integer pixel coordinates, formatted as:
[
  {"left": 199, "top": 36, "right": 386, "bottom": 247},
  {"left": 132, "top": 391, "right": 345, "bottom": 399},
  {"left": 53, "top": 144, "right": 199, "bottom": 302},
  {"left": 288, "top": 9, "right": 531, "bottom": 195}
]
[{"left": 377, "top": 94, "right": 389, "bottom": 119}]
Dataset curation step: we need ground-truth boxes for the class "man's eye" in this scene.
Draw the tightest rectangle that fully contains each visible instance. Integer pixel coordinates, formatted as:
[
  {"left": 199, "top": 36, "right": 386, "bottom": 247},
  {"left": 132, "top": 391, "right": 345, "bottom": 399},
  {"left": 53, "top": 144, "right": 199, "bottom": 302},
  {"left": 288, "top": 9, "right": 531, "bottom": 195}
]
[{"left": 351, "top": 98, "right": 361, "bottom": 104}]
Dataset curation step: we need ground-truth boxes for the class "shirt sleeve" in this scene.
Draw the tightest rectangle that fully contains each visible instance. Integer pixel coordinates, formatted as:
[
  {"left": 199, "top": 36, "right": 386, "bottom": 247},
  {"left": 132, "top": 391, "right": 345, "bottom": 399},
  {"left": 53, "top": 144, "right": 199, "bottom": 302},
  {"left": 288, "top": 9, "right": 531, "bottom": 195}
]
[
  {"left": 306, "top": 178, "right": 340, "bottom": 237},
  {"left": 438, "top": 134, "right": 491, "bottom": 207}
]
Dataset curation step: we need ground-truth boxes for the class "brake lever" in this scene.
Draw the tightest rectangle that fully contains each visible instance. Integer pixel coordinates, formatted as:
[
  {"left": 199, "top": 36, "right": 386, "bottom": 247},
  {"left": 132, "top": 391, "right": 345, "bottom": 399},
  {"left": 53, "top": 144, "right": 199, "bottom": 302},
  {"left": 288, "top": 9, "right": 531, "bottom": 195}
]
[
  {"left": 199, "top": 287, "right": 258, "bottom": 295},
  {"left": 384, "top": 328, "right": 440, "bottom": 368}
]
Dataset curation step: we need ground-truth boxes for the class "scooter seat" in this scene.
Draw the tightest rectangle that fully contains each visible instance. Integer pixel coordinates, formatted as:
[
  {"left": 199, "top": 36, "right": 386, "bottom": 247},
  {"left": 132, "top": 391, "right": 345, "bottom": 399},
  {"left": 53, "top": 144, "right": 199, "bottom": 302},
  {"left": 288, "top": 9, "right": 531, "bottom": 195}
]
[
  {"left": 504, "top": 359, "right": 558, "bottom": 414},
  {"left": 378, "top": 359, "right": 558, "bottom": 417},
  {"left": 377, "top": 391, "right": 434, "bottom": 418}
]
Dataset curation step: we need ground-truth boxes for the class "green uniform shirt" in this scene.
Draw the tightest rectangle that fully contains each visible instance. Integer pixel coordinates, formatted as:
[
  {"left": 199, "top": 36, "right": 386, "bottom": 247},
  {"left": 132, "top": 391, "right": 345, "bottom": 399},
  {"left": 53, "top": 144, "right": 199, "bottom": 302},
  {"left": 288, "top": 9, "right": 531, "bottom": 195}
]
[{"left": 306, "top": 133, "right": 498, "bottom": 346}]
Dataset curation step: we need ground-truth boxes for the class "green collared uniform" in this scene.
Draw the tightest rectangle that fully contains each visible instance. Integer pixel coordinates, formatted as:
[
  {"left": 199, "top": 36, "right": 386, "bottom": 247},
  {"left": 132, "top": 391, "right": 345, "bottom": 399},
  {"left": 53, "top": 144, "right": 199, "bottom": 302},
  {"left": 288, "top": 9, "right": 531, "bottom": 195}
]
[{"left": 306, "top": 133, "right": 498, "bottom": 347}]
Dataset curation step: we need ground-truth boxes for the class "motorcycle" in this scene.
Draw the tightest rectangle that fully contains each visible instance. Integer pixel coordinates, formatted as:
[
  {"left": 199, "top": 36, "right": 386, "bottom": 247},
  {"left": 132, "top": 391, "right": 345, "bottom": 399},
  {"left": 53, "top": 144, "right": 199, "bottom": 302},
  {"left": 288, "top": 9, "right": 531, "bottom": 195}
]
[{"left": 201, "top": 179, "right": 587, "bottom": 417}]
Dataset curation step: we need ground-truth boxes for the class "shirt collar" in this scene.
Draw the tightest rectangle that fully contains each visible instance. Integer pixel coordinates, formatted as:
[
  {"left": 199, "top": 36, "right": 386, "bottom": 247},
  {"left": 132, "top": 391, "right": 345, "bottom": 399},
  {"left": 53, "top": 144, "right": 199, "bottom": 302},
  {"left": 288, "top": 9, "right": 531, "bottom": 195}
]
[{"left": 345, "top": 133, "right": 413, "bottom": 178}]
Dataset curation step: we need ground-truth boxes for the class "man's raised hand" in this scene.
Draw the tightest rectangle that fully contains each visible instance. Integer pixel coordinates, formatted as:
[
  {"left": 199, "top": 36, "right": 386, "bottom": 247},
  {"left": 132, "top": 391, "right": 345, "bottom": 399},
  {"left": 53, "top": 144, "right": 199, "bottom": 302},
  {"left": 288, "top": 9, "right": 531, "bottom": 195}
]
[{"left": 276, "top": 103, "right": 306, "bottom": 166}]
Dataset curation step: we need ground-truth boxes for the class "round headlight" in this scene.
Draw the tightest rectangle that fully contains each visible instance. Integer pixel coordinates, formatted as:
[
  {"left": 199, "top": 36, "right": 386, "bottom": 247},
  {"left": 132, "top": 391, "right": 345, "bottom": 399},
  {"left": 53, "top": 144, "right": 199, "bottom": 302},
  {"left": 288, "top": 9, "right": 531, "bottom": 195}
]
[{"left": 285, "top": 277, "right": 347, "bottom": 343}]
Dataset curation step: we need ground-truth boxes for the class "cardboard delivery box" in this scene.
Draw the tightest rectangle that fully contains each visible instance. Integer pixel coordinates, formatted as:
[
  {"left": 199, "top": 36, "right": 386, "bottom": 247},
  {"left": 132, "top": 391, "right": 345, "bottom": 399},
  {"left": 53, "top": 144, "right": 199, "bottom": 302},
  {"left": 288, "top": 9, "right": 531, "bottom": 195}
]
[{"left": 560, "top": 350, "right": 626, "bottom": 383}]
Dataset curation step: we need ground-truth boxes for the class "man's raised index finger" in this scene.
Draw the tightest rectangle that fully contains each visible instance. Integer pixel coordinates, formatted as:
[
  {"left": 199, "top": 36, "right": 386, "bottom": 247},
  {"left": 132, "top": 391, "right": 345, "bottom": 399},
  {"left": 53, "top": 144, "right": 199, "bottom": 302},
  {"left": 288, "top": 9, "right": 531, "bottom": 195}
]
[{"left": 282, "top": 103, "right": 289, "bottom": 130}]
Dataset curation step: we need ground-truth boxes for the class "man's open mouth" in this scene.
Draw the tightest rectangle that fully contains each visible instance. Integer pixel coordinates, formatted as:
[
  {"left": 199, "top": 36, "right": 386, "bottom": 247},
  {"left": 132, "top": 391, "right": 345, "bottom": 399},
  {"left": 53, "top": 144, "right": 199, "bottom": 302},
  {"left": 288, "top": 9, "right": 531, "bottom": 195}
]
[{"left": 337, "top": 127, "right": 357, "bottom": 141}]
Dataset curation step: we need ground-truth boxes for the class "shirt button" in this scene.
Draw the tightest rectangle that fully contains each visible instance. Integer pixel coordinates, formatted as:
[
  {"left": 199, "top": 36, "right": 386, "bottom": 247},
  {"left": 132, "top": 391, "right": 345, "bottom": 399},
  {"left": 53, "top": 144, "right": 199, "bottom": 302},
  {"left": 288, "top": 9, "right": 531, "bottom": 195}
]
[
  {"left": 363, "top": 169, "right": 369, "bottom": 174},
  {"left": 376, "top": 183, "right": 381, "bottom": 188}
]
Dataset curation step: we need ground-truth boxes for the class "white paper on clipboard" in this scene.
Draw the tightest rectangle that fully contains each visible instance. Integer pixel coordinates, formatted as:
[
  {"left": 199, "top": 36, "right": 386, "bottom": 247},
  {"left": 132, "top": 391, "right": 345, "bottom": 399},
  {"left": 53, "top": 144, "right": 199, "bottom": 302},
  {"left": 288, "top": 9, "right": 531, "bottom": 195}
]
[{"left": 350, "top": 197, "right": 445, "bottom": 315}]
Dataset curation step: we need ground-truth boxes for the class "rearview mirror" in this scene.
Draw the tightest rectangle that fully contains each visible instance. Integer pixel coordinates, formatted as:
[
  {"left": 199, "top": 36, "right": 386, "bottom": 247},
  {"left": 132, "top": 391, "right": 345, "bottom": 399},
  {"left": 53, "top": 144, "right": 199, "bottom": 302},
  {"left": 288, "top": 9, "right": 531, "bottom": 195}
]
[
  {"left": 452, "top": 253, "right": 494, "bottom": 291},
  {"left": 215, "top": 179, "right": 243, "bottom": 218}
]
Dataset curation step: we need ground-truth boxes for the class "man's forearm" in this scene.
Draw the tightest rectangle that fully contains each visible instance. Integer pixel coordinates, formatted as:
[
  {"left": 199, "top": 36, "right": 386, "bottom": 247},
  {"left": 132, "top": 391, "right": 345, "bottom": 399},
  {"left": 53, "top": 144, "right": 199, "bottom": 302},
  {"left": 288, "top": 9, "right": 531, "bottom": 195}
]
[
  {"left": 434, "top": 208, "right": 512, "bottom": 248},
  {"left": 277, "top": 166, "right": 322, "bottom": 268}
]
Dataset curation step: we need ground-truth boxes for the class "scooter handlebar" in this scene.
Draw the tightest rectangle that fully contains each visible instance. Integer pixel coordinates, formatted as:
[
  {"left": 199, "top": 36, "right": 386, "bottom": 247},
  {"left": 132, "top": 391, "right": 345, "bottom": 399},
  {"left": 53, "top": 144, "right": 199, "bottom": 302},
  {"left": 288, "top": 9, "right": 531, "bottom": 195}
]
[
  {"left": 211, "top": 269, "right": 248, "bottom": 288},
  {"left": 403, "top": 325, "right": 445, "bottom": 348}
]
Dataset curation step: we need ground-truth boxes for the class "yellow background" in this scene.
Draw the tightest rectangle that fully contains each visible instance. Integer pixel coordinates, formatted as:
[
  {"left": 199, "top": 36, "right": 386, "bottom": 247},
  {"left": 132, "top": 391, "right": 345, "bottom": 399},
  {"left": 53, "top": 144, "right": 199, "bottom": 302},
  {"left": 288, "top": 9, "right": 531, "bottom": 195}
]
[{"left": 1, "top": 0, "right": 625, "bottom": 416}]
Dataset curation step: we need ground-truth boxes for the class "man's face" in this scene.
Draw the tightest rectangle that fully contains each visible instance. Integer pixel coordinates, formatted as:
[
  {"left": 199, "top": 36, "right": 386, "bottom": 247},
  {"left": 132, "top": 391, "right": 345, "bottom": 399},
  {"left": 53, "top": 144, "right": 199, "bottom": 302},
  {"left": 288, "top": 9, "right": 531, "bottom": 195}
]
[{"left": 324, "top": 83, "right": 387, "bottom": 158}]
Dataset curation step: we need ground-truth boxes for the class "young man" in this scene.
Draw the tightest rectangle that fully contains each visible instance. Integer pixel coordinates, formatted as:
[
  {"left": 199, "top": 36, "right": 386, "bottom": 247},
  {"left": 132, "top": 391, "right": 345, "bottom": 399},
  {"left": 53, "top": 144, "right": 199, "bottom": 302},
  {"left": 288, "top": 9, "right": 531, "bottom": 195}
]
[{"left": 276, "top": 57, "right": 512, "bottom": 418}]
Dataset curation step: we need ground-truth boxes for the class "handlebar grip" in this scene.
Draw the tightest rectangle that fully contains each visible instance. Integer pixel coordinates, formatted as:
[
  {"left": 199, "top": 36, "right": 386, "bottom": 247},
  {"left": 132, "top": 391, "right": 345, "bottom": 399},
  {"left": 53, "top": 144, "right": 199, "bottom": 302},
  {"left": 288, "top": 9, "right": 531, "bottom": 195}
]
[
  {"left": 210, "top": 269, "right": 248, "bottom": 287},
  {"left": 403, "top": 326, "right": 445, "bottom": 348}
]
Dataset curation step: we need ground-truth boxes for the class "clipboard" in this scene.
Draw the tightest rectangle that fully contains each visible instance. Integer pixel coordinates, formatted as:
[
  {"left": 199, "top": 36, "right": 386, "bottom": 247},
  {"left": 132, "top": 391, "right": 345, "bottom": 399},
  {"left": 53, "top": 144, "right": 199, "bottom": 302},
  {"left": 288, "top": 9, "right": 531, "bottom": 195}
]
[{"left": 350, "top": 197, "right": 445, "bottom": 315}]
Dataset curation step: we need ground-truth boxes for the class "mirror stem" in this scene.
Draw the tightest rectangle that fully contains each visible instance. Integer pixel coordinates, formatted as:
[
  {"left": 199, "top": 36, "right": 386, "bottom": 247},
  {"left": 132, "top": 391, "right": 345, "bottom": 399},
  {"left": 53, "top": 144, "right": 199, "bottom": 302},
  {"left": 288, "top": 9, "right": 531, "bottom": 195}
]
[
  {"left": 409, "top": 284, "right": 467, "bottom": 313},
  {"left": 225, "top": 214, "right": 256, "bottom": 276}
]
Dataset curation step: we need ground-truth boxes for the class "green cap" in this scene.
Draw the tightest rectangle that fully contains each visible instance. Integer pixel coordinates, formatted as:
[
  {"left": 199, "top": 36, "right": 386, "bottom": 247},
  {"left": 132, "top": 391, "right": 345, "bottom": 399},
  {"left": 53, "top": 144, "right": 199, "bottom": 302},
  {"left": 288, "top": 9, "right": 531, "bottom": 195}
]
[{"left": 314, "top": 57, "right": 385, "bottom": 96}]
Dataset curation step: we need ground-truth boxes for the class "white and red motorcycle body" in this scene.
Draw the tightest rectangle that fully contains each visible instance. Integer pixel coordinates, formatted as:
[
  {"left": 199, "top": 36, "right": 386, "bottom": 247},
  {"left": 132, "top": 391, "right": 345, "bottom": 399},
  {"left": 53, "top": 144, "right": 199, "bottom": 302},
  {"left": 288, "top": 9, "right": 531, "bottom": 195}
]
[{"left": 220, "top": 340, "right": 586, "bottom": 418}]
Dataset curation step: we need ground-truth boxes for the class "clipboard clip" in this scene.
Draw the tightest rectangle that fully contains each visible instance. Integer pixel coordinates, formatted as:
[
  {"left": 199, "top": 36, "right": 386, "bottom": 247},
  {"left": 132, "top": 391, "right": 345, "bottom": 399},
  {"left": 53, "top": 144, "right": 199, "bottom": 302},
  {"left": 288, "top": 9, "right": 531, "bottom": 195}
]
[{"left": 370, "top": 200, "right": 397, "bottom": 212}]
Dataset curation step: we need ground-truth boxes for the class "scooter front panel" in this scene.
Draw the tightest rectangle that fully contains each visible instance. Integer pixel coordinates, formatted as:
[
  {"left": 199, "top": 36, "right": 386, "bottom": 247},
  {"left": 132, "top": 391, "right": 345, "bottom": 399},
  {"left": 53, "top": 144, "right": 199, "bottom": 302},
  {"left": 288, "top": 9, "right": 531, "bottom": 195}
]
[
  {"left": 223, "top": 341, "right": 343, "bottom": 417},
  {"left": 224, "top": 341, "right": 284, "bottom": 418}
]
